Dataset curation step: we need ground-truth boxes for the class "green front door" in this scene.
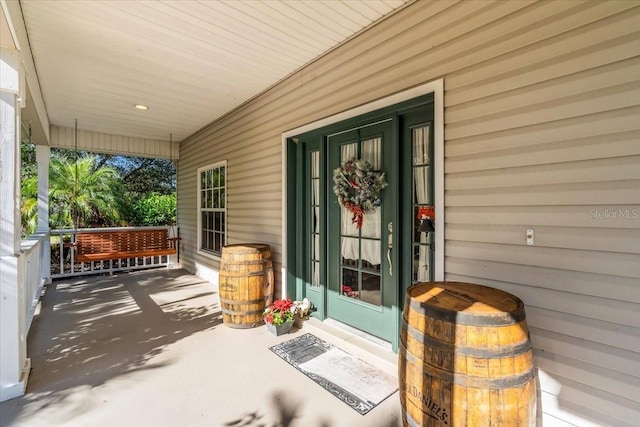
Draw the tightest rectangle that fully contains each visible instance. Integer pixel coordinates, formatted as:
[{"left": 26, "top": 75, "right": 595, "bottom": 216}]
[
  {"left": 326, "top": 119, "right": 397, "bottom": 342},
  {"left": 288, "top": 94, "right": 435, "bottom": 351}
]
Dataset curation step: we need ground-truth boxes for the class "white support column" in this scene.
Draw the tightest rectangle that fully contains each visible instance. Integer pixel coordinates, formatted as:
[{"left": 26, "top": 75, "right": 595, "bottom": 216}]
[
  {"left": 36, "top": 144, "right": 50, "bottom": 282},
  {"left": 0, "top": 48, "right": 22, "bottom": 255},
  {"left": 1, "top": 46, "right": 29, "bottom": 402}
]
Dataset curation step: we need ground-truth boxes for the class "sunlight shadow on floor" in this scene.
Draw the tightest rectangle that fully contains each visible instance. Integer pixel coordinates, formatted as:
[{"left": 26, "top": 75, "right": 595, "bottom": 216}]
[{"left": 0, "top": 269, "right": 221, "bottom": 426}]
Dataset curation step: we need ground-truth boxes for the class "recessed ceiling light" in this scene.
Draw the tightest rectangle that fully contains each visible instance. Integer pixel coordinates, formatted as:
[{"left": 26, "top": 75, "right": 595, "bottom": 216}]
[{"left": 134, "top": 104, "right": 148, "bottom": 110}]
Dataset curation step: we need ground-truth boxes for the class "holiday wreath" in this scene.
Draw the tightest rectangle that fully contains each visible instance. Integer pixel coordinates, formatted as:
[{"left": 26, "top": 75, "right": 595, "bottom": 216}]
[{"left": 332, "top": 158, "right": 388, "bottom": 229}]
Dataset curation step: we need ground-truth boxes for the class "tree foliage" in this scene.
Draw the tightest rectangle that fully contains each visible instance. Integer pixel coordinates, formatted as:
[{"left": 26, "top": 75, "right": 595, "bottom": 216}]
[
  {"left": 19, "top": 146, "right": 176, "bottom": 235},
  {"left": 130, "top": 192, "right": 177, "bottom": 226},
  {"left": 20, "top": 143, "right": 38, "bottom": 237},
  {"left": 97, "top": 154, "right": 176, "bottom": 199}
]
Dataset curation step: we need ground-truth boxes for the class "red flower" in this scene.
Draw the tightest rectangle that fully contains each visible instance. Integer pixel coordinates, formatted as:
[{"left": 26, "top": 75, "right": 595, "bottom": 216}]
[
  {"left": 264, "top": 299, "right": 295, "bottom": 325},
  {"left": 342, "top": 285, "right": 359, "bottom": 299},
  {"left": 264, "top": 313, "right": 274, "bottom": 324},
  {"left": 272, "top": 298, "right": 293, "bottom": 311}
]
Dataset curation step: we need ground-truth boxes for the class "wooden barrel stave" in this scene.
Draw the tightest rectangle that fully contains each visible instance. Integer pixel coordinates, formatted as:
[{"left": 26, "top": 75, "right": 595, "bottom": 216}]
[
  {"left": 399, "top": 281, "right": 536, "bottom": 427},
  {"left": 219, "top": 243, "right": 273, "bottom": 329}
]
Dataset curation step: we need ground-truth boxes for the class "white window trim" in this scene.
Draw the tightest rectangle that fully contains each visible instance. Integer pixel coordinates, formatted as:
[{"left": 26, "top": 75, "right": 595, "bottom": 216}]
[
  {"left": 197, "top": 160, "right": 227, "bottom": 261},
  {"left": 281, "top": 79, "right": 445, "bottom": 299}
]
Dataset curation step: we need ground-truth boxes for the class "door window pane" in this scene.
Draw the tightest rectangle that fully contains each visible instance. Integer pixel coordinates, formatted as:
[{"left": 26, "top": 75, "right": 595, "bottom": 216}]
[
  {"left": 414, "top": 166, "right": 430, "bottom": 205},
  {"left": 413, "top": 126, "right": 430, "bottom": 166},
  {"left": 341, "top": 237, "right": 359, "bottom": 265},
  {"left": 361, "top": 137, "right": 381, "bottom": 169},
  {"left": 341, "top": 143, "right": 357, "bottom": 162},
  {"left": 312, "top": 234, "right": 319, "bottom": 260},
  {"left": 312, "top": 180, "right": 319, "bottom": 205},
  {"left": 312, "top": 261, "right": 320, "bottom": 287},
  {"left": 341, "top": 268, "right": 359, "bottom": 299},
  {"left": 361, "top": 272, "right": 381, "bottom": 306},
  {"left": 360, "top": 239, "right": 381, "bottom": 268},
  {"left": 360, "top": 207, "right": 381, "bottom": 239},
  {"left": 341, "top": 206, "right": 359, "bottom": 237},
  {"left": 413, "top": 244, "right": 430, "bottom": 282}
]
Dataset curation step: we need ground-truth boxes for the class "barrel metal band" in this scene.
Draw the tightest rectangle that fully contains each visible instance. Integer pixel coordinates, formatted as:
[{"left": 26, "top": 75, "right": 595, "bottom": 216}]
[
  {"left": 220, "top": 268, "right": 273, "bottom": 277},
  {"left": 403, "top": 321, "right": 531, "bottom": 358},
  {"left": 407, "top": 298, "right": 526, "bottom": 325},
  {"left": 400, "top": 343, "right": 536, "bottom": 389},
  {"left": 221, "top": 307, "right": 264, "bottom": 316},
  {"left": 224, "top": 322, "right": 259, "bottom": 329},
  {"left": 220, "top": 297, "right": 271, "bottom": 305},
  {"left": 223, "top": 259, "right": 271, "bottom": 265}
]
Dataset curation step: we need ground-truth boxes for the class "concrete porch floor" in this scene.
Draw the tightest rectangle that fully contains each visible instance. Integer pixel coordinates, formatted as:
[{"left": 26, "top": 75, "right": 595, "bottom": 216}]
[{"left": 0, "top": 268, "right": 401, "bottom": 427}]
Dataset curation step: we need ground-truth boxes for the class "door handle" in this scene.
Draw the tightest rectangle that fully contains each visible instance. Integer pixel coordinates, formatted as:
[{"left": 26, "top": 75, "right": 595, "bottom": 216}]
[{"left": 387, "top": 221, "right": 393, "bottom": 276}]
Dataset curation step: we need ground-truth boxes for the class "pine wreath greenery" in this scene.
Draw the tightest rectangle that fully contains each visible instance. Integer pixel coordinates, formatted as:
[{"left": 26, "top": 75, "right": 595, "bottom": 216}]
[{"left": 332, "top": 158, "right": 388, "bottom": 229}]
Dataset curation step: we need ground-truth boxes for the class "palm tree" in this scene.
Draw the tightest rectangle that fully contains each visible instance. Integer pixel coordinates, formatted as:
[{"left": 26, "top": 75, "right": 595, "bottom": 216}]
[
  {"left": 21, "top": 175, "right": 38, "bottom": 237},
  {"left": 48, "top": 154, "right": 125, "bottom": 229},
  {"left": 20, "top": 142, "right": 38, "bottom": 237}
]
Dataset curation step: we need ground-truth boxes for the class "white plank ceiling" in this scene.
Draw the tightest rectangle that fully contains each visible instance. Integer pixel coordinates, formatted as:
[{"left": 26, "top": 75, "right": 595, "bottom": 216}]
[{"left": 20, "top": 0, "right": 410, "bottom": 142}]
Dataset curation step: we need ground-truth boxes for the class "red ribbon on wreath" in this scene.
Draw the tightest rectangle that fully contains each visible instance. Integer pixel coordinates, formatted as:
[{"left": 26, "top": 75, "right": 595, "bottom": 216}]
[
  {"left": 344, "top": 201, "right": 365, "bottom": 229},
  {"left": 333, "top": 158, "right": 387, "bottom": 230}
]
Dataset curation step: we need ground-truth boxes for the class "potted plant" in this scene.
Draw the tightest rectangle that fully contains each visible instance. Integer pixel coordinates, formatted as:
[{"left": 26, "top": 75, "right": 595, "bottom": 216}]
[{"left": 264, "top": 298, "right": 295, "bottom": 336}]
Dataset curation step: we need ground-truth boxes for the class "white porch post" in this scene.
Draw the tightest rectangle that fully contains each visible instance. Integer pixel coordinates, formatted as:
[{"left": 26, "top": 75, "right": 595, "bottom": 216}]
[
  {"left": 36, "top": 144, "right": 50, "bottom": 282},
  {"left": 0, "top": 46, "right": 29, "bottom": 402}
]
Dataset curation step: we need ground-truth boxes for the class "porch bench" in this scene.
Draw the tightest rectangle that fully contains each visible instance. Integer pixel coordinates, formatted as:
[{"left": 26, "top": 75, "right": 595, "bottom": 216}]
[{"left": 70, "top": 229, "right": 179, "bottom": 263}]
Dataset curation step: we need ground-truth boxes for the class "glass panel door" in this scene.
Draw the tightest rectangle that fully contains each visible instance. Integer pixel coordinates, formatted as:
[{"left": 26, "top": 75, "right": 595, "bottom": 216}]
[{"left": 327, "top": 119, "right": 396, "bottom": 342}]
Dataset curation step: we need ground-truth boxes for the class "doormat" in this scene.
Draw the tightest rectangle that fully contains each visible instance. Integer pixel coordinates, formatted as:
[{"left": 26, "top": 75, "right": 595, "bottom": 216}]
[{"left": 269, "top": 333, "right": 398, "bottom": 415}]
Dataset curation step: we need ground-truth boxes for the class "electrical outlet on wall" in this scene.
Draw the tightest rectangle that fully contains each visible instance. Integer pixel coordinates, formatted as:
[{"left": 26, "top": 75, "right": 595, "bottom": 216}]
[{"left": 526, "top": 228, "right": 534, "bottom": 245}]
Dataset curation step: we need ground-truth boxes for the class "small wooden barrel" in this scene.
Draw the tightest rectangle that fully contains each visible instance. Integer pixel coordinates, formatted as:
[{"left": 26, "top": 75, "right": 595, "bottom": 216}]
[
  {"left": 399, "top": 282, "right": 536, "bottom": 427},
  {"left": 219, "top": 244, "right": 274, "bottom": 329}
]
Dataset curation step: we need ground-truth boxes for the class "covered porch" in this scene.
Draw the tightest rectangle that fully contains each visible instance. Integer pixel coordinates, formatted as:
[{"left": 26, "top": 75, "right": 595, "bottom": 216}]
[
  {"left": 0, "top": 268, "right": 400, "bottom": 427},
  {"left": 2, "top": 1, "right": 639, "bottom": 425},
  {"left": 1, "top": 0, "right": 410, "bottom": 404}
]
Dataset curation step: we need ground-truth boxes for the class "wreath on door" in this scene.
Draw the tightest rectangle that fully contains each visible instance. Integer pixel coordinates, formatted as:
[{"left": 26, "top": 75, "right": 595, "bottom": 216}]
[{"left": 332, "top": 158, "right": 388, "bottom": 229}]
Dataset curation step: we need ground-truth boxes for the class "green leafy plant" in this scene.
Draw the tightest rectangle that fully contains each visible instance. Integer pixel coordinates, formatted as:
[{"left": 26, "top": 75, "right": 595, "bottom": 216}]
[
  {"left": 131, "top": 192, "right": 176, "bottom": 226},
  {"left": 20, "top": 142, "right": 38, "bottom": 237}
]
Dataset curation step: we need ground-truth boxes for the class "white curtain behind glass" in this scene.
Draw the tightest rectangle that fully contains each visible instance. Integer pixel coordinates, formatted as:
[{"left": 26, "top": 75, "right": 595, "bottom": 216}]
[
  {"left": 414, "top": 127, "right": 430, "bottom": 281},
  {"left": 312, "top": 152, "right": 320, "bottom": 287},
  {"left": 340, "top": 139, "right": 382, "bottom": 266}
]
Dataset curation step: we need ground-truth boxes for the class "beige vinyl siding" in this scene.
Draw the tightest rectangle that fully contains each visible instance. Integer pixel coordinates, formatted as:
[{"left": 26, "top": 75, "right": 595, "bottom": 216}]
[
  {"left": 50, "top": 125, "right": 178, "bottom": 159},
  {"left": 178, "top": 1, "right": 640, "bottom": 425}
]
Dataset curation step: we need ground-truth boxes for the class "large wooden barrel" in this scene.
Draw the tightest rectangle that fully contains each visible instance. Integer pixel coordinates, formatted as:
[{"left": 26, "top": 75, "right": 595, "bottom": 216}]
[
  {"left": 399, "top": 282, "right": 536, "bottom": 427},
  {"left": 219, "top": 244, "right": 274, "bottom": 329}
]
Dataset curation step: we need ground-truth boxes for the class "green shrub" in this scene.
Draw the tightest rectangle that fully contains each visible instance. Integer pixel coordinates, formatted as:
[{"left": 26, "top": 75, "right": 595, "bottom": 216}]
[{"left": 131, "top": 192, "right": 176, "bottom": 226}]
